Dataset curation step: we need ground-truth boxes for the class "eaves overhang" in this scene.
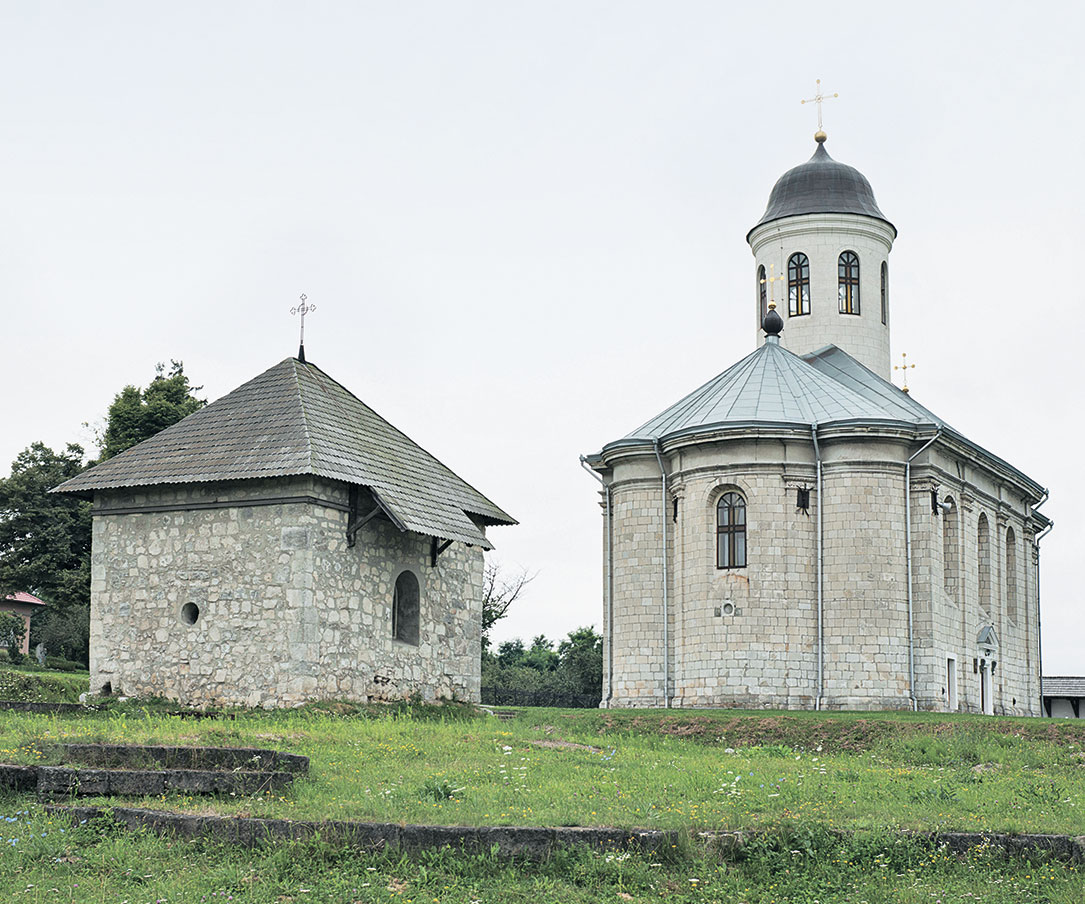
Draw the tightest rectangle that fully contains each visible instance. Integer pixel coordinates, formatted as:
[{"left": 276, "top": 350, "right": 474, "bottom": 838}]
[{"left": 596, "top": 417, "right": 936, "bottom": 459}]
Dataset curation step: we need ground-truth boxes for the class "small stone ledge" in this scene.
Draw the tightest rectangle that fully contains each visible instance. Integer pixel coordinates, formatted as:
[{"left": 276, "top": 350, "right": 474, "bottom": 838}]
[
  {"left": 61, "top": 744, "right": 309, "bottom": 774},
  {"left": 34, "top": 765, "right": 296, "bottom": 798},
  {"left": 42, "top": 805, "right": 1085, "bottom": 863},
  {"left": 0, "top": 700, "right": 233, "bottom": 719},
  {"left": 1, "top": 744, "right": 307, "bottom": 800}
]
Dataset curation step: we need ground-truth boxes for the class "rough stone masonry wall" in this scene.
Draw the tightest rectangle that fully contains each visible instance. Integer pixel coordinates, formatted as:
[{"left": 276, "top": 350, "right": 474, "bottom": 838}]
[{"left": 90, "top": 477, "right": 482, "bottom": 708}]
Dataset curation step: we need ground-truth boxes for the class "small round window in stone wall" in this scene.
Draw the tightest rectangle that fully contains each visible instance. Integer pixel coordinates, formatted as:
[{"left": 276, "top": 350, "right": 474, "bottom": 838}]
[
  {"left": 181, "top": 602, "right": 200, "bottom": 626},
  {"left": 721, "top": 602, "right": 735, "bottom": 616}
]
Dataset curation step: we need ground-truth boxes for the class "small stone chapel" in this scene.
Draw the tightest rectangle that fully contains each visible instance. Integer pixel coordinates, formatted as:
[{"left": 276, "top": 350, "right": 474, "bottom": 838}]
[
  {"left": 56, "top": 351, "right": 515, "bottom": 708},
  {"left": 585, "top": 124, "right": 1052, "bottom": 715}
]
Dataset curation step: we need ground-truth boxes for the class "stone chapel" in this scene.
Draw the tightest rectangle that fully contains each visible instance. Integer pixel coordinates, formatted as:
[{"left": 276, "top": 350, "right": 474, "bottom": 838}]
[
  {"left": 585, "top": 130, "right": 1051, "bottom": 715},
  {"left": 56, "top": 353, "right": 515, "bottom": 708}
]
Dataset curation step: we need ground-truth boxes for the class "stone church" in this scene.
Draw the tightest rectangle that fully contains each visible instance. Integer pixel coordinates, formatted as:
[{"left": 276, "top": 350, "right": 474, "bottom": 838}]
[
  {"left": 585, "top": 131, "right": 1051, "bottom": 715},
  {"left": 56, "top": 355, "right": 515, "bottom": 708}
]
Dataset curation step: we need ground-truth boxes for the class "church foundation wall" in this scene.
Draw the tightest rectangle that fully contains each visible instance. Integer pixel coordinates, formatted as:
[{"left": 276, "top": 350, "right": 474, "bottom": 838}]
[{"left": 89, "top": 478, "right": 482, "bottom": 708}]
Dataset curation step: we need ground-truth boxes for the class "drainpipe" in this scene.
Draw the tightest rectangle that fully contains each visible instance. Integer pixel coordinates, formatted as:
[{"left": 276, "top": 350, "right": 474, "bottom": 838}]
[
  {"left": 811, "top": 424, "right": 823, "bottom": 710},
  {"left": 653, "top": 440, "right": 671, "bottom": 709},
  {"left": 905, "top": 429, "right": 943, "bottom": 711},
  {"left": 1034, "top": 514, "right": 1053, "bottom": 717},
  {"left": 580, "top": 457, "right": 614, "bottom": 707}
]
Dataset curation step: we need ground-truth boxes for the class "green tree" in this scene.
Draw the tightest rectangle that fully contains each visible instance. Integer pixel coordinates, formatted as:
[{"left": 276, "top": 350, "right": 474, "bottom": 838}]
[
  {"left": 0, "top": 442, "right": 91, "bottom": 610},
  {"left": 98, "top": 360, "right": 205, "bottom": 461},
  {"left": 481, "top": 562, "right": 534, "bottom": 651},
  {"left": 0, "top": 612, "right": 26, "bottom": 663},
  {"left": 557, "top": 626, "right": 604, "bottom": 698}
]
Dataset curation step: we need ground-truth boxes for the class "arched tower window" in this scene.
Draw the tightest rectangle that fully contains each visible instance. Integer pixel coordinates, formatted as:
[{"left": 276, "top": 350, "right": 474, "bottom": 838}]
[
  {"left": 977, "top": 514, "right": 991, "bottom": 614},
  {"left": 392, "top": 570, "right": 420, "bottom": 645},
  {"left": 716, "top": 492, "right": 747, "bottom": 569},
  {"left": 838, "top": 251, "right": 860, "bottom": 314},
  {"left": 942, "top": 496, "right": 958, "bottom": 603},
  {"left": 880, "top": 261, "right": 889, "bottom": 325},
  {"left": 757, "top": 264, "right": 767, "bottom": 323},
  {"left": 787, "top": 253, "right": 810, "bottom": 317},
  {"left": 1006, "top": 527, "right": 1018, "bottom": 623}
]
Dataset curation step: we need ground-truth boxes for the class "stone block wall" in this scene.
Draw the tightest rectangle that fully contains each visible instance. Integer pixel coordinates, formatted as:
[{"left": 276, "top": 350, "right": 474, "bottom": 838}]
[
  {"left": 598, "top": 431, "right": 1044, "bottom": 715},
  {"left": 89, "top": 477, "right": 483, "bottom": 708}
]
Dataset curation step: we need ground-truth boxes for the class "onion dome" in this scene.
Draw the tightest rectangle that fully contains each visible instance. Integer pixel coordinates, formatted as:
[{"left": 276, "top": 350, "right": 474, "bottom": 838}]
[{"left": 748, "top": 137, "right": 895, "bottom": 240}]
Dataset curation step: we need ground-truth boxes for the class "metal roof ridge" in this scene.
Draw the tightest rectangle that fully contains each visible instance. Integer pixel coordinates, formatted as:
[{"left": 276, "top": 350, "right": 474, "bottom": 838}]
[{"left": 624, "top": 345, "right": 765, "bottom": 439}]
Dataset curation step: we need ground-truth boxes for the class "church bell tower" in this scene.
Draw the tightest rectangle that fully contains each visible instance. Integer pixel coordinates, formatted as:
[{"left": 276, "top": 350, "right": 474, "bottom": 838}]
[{"left": 747, "top": 131, "right": 896, "bottom": 380}]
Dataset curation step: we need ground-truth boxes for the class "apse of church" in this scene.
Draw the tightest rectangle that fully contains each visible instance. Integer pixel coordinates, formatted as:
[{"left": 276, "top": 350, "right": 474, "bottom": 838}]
[{"left": 584, "top": 105, "right": 1050, "bottom": 715}]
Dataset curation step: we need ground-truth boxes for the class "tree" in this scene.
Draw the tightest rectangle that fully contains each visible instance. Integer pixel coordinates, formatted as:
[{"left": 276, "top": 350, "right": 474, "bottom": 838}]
[
  {"left": 98, "top": 360, "right": 205, "bottom": 461},
  {"left": 557, "top": 626, "right": 604, "bottom": 698},
  {"left": 0, "top": 443, "right": 91, "bottom": 610},
  {"left": 481, "top": 562, "right": 535, "bottom": 650},
  {"left": 0, "top": 612, "right": 26, "bottom": 663}
]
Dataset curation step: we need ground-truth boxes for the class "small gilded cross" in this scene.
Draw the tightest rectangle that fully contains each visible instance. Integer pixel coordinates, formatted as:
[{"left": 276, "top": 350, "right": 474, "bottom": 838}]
[
  {"left": 894, "top": 352, "right": 916, "bottom": 393},
  {"left": 801, "top": 78, "right": 838, "bottom": 136},
  {"left": 291, "top": 293, "right": 316, "bottom": 362},
  {"left": 760, "top": 263, "right": 785, "bottom": 309}
]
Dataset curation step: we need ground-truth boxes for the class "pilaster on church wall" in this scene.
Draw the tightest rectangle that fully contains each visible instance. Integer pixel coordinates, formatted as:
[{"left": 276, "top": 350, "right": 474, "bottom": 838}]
[
  {"left": 605, "top": 454, "right": 669, "bottom": 707},
  {"left": 817, "top": 437, "right": 911, "bottom": 709}
]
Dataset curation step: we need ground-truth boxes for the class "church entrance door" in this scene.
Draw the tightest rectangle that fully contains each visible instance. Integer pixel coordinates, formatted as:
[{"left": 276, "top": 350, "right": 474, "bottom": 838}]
[{"left": 980, "top": 663, "right": 993, "bottom": 715}]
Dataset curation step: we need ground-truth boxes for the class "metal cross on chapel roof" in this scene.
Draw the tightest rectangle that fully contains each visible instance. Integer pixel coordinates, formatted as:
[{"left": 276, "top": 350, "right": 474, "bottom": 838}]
[
  {"left": 894, "top": 351, "right": 916, "bottom": 393},
  {"left": 291, "top": 293, "right": 315, "bottom": 363},
  {"left": 760, "top": 262, "right": 785, "bottom": 309},
  {"left": 801, "top": 79, "right": 838, "bottom": 138}
]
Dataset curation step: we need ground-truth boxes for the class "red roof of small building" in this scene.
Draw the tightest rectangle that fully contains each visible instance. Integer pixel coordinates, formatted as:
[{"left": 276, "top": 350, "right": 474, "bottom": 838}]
[{"left": 2, "top": 591, "right": 47, "bottom": 607}]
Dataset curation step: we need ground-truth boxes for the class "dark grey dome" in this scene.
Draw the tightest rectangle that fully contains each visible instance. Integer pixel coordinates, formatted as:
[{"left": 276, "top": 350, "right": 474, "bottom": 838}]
[{"left": 747, "top": 140, "right": 895, "bottom": 240}]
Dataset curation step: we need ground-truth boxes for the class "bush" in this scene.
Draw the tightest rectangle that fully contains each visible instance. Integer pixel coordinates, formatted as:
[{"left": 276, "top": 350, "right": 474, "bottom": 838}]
[{"left": 45, "top": 656, "right": 88, "bottom": 673}]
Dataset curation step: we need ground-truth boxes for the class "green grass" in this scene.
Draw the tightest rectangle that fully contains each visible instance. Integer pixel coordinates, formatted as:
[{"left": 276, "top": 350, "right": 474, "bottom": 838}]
[
  {"left": 1, "top": 799, "right": 1083, "bottom": 903},
  {"left": 1, "top": 703, "right": 1084, "bottom": 836},
  {"left": 0, "top": 663, "right": 89, "bottom": 703}
]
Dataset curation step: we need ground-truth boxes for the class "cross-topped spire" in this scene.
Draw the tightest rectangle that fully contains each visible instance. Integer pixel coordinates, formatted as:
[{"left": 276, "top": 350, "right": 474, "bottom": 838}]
[
  {"left": 801, "top": 78, "right": 838, "bottom": 141},
  {"left": 291, "top": 293, "right": 315, "bottom": 363},
  {"left": 894, "top": 351, "right": 915, "bottom": 393}
]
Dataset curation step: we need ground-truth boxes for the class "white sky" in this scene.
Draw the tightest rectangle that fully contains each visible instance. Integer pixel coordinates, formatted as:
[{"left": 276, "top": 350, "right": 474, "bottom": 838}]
[{"left": 1, "top": 2, "right": 1081, "bottom": 673}]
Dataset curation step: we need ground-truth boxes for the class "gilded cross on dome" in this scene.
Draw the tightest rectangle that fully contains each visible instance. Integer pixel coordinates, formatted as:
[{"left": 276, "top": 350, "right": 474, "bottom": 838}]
[
  {"left": 801, "top": 79, "right": 838, "bottom": 141},
  {"left": 894, "top": 351, "right": 916, "bottom": 393}
]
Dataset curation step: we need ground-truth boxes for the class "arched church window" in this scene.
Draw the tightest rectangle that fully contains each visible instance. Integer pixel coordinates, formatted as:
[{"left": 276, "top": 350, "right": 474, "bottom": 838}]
[
  {"left": 943, "top": 496, "right": 958, "bottom": 603},
  {"left": 787, "top": 253, "right": 810, "bottom": 317},
  {"left": 392, "top": 570, "right": 420, "bottom": 645},
  {"left": 838, "top": 251, "right": 860, "bottom": 314},
  {"left": 880, "top": 261, "right": 889, "bottom": 325},
  {"left": 716, "top": 492, "right": 747, "bottom": 569},
  {"left": 977, "top": 514, "right": 991, "bottom": 614},
  {"left": 758, "top": 265, "right": 767, "bottom": 323},
  {"left": 1006, "top": 527, "right": 1018, "bottom": 623}
]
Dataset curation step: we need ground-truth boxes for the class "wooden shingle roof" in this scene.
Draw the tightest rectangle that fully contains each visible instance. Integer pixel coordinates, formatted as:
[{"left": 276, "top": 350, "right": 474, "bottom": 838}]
[{"left": 54, "top": 358, "right": 515, "bottom": 549}]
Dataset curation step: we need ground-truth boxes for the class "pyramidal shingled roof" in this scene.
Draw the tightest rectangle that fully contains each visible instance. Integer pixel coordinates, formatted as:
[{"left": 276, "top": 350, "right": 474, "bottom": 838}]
[
  {"left": 55, "top": 357, "right": 515, "bottom": 549},
  {"left": 609, "top": 339, "right": 940, "bottom": 448}
]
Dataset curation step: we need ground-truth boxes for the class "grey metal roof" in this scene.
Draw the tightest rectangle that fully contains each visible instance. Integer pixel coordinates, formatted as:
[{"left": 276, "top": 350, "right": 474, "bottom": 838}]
[
  {"left": 612, "top": 339, "right": 937, "bottom": 447},
  {"left": 748, "top": 140, "right": 895, "bottom": 239},
  {"left": 1043, "top": 677, "right": 1085, "bottom": 698},
  {"left": 54, "top": 358, "right": 515, "bottom": 549}
]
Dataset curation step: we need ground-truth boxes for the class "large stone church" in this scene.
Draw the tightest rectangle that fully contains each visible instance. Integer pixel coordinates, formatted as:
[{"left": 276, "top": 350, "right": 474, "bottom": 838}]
[{"left": 585, "top": 130, "right": 1051, "bottom": 715}]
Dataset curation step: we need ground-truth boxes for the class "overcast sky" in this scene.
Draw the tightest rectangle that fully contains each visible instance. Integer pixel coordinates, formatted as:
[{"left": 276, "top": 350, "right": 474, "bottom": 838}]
[{"left": 1, "top": 2, "right": 1082, "bottom": 673}]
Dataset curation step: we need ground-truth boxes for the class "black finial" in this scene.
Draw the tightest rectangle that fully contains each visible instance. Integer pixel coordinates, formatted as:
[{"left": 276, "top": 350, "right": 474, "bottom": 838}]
[
  {"left": 298, "top": 343, "right": 306, "bottom": 363},
  {"left": 763, "top": 304, "right": 783, "bottom": 337}
]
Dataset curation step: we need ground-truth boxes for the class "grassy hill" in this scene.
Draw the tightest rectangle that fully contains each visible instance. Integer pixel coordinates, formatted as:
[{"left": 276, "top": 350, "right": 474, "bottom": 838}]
[{"left": 2, "top": 701, "right": 1084, "bottom": 901}]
